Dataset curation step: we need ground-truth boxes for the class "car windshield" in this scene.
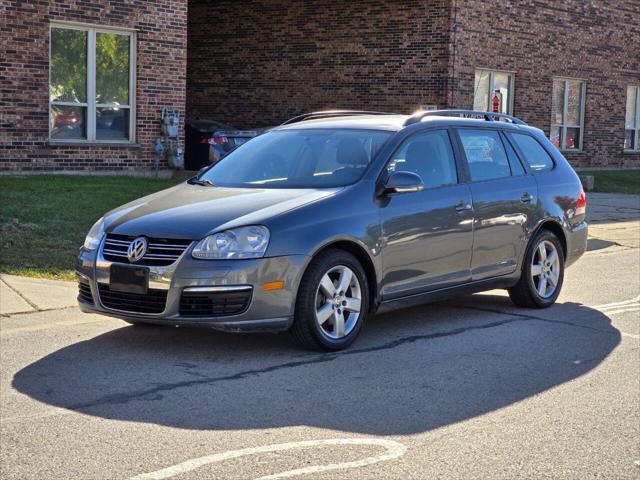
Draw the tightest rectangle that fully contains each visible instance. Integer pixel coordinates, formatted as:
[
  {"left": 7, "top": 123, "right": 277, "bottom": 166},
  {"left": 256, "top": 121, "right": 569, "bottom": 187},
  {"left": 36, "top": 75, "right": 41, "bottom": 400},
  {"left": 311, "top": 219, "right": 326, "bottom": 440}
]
[{"left": 199, "top": 129, "right": 392, "bottom": 188}]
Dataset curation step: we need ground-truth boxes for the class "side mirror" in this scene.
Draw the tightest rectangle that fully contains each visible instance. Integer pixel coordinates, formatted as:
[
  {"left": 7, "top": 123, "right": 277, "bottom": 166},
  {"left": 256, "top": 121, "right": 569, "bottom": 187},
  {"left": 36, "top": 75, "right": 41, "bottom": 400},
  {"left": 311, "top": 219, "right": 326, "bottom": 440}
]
[{"left": 381, "top": 171, "right": 424, "bottom": 195}]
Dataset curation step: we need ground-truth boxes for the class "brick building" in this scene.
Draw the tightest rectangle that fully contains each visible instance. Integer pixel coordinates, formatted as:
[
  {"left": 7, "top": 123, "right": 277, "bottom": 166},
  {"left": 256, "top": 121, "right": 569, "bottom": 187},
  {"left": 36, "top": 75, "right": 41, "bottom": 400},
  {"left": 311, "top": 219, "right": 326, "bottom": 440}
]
[
  {"left": 1, "top": 0, "right": 639, "bottom": 172},
  {"left": 1, "top": 0, "right": 187, "bottom": 172}
]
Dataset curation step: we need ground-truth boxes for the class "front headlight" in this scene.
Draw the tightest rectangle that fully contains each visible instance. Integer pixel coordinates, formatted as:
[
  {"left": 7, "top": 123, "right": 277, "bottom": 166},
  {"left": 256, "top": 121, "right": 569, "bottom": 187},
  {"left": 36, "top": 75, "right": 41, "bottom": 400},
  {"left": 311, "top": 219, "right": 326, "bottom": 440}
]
[
  {"left": 83, "top": 217, "right": 105, "bottom": 250},
  {"left": 192, "top": 226, "right": 270, "bottom": 259}
]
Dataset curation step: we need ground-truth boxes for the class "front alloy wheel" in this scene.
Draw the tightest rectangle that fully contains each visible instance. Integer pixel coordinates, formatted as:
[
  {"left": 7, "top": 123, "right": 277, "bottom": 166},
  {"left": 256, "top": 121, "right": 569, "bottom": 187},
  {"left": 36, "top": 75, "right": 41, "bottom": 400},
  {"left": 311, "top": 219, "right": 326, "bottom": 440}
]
[
  {"left": 315, "top": 265, "right": 362, "bottom": 340},
  {"left": 291, "top": 249, "right": 369, "bottom": 351}
]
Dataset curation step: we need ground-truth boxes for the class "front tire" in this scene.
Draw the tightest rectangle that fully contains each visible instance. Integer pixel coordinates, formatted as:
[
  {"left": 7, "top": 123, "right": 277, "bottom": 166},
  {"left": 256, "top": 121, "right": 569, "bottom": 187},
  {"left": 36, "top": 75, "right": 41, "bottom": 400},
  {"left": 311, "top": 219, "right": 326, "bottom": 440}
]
[
  {"left": 290, "top": 249, "right": 369, "bottom": 351},
  {"left": 508, "top": 229, "right": 565, "bottom": 308}
]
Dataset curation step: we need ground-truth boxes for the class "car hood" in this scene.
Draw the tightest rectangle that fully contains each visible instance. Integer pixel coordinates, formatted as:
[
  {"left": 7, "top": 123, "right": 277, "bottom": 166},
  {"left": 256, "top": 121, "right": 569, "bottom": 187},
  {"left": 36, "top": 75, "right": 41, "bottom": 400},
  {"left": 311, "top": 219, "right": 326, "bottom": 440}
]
[{"left": 104, "top": 182, "right": 340, "bottom": 240}]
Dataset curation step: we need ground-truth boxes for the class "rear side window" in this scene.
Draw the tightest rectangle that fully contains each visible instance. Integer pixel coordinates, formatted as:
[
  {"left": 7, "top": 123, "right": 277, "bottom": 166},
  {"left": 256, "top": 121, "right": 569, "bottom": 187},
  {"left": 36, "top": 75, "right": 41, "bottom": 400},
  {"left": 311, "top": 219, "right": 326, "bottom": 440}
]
[
  {"left": 458, "top": 129, "right": 511, "bottom": 181},
  {"left": 509, "top": 133, "right": 555, "bottom": 171},
  {"left": 387, "top": 129, "right": 458, "bottom": 189}
]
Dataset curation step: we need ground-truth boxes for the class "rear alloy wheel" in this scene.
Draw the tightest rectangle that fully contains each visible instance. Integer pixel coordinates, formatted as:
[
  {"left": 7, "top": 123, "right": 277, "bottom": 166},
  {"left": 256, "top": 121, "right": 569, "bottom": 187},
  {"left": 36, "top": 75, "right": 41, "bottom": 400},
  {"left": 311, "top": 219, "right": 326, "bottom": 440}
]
[
  {"left": 530, "top": 240, "right": 561, "bottom": 300},
  {"left": 508, "top": 230, "right": 565, "bottom": 308},
  {"left": 290, "top": 249, "right": 369, "bottom": 351}
]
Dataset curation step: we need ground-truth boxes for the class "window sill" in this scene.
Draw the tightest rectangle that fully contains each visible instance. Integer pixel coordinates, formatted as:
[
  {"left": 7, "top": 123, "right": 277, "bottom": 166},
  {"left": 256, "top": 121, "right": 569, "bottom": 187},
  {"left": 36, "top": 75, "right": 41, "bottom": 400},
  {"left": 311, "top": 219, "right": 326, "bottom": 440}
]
[
  {"left": 47, "top": 141, "right": 142, "bottom": 148},
  {"left": 559, "top": 149, "right": 584, "bottom": 153},
  {"left": 623, "top": 150, "right": 640, "bottom": 154}
]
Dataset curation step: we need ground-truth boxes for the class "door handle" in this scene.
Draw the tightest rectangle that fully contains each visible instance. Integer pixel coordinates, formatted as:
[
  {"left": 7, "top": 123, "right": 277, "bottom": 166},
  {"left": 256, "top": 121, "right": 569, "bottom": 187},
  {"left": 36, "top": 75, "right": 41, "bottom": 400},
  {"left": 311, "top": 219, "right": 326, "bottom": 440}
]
[
  {"left": 520, "top": 192, "right": 533, "bottom": 204},
  {"left": 455, "top": 201, "right": 473, "bottom": 212}
]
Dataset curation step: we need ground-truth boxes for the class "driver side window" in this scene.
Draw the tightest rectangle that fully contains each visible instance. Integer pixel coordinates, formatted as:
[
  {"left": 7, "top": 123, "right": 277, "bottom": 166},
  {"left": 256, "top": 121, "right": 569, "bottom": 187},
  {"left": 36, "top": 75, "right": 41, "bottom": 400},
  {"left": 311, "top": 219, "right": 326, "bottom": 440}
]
[{"left": 387, "top": 129, "right": 458, "bottom": 189}]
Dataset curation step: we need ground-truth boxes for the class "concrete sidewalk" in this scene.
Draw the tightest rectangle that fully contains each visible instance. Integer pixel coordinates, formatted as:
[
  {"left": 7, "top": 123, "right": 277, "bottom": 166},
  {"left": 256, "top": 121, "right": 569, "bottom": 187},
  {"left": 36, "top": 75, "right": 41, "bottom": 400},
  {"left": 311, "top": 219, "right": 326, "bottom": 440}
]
[
  {"left": 0, "top": 275, "right": 77, "bottom": 315},
  {"left": 587, "top": 193, "right": 640, "bottom": 249},
  {"left": 1, "top": 193, "right": 638, "bottom": 316}
]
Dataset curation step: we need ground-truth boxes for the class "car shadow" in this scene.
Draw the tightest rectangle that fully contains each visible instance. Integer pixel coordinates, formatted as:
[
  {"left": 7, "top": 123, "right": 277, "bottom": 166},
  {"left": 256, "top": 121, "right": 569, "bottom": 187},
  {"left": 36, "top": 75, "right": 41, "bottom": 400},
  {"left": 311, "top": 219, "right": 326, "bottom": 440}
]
[{"left": 12, "top": 294, "right": 620, "bottom": 435}]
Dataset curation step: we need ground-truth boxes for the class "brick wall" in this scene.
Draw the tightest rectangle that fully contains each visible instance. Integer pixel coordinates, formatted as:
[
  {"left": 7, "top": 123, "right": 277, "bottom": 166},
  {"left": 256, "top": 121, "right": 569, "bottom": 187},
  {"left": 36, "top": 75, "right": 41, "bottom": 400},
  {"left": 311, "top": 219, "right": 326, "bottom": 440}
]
[
  {"left": 0, "top": 0, "right": 187, "bottom": 172},
  {"left": 2, "top": 0, "right": 638, "bottom": 172},
  {"left": 188, "top": 0, "right": 639, "bottom": 169},
  {"left": 187, "top": 0, "right": 453, "bottom": 128},
  {"left": 450, "top": 0, "right": 640, "bottom": 169}
]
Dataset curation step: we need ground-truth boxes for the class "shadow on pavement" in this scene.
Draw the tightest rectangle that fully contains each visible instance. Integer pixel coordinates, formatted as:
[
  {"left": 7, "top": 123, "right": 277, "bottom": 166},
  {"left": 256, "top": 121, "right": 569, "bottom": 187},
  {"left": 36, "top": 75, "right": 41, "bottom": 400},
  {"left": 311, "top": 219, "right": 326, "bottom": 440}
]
[
  {"left": 13, "top": 295, "right": 620, "bottom": 435},
  {"left": 587, "top": 238, "right": 618, "bottom": 251}
]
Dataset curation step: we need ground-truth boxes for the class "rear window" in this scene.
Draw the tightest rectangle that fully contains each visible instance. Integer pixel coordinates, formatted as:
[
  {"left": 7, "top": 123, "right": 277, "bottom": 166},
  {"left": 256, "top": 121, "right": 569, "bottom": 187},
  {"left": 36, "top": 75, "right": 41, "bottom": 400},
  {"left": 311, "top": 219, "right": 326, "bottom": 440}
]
[{"left": 509, "top": 133, "right": 555, "bottom": 171}]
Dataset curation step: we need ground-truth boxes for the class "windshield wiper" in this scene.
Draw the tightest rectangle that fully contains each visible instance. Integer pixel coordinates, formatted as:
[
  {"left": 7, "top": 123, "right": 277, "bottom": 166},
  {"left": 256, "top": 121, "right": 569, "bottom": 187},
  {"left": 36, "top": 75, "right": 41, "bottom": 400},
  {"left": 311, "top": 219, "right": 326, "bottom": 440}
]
[{"left": 188, "top": 177, "right": 215, "bottom": 187}]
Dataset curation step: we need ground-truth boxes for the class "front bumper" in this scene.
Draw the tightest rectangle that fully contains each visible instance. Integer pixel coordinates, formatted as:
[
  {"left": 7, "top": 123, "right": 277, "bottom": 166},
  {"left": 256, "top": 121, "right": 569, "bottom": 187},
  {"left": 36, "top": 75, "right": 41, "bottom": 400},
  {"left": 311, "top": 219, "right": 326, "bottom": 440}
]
[{"left": 76, "top": 243, "right": 309, "bottom": 332}]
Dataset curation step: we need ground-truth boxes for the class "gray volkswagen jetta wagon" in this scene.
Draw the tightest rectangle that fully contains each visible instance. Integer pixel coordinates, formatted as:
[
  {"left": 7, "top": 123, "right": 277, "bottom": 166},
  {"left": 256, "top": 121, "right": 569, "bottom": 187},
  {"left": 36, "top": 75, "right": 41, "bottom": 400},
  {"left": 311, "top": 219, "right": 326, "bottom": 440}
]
[{"left": 77, "top": 110, "right": 588, "bottom": 351}]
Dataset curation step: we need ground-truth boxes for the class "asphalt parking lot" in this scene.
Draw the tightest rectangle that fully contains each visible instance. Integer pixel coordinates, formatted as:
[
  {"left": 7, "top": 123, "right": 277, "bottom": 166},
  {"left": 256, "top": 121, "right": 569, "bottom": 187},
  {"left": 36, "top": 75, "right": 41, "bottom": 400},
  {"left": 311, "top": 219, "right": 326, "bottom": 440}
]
[{"left": 1, "top": 194, "right": 639, "bottom": 479}]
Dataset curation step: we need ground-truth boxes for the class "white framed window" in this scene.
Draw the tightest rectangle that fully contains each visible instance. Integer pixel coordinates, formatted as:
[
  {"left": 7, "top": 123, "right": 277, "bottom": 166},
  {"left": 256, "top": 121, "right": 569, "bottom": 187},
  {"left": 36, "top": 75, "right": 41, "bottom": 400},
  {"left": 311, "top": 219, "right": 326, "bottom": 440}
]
[
  {"left": 49, "top": 22, "right": 136, "bottom": 143},
  {"left": 625, "top": 85, "right": 640, "bottom": 152},
  {"left": 550, "top": 77, "right": 585, "bottom": 151},
  {"left": 473, "top": 69, "right": 514, "bottom": 115}
]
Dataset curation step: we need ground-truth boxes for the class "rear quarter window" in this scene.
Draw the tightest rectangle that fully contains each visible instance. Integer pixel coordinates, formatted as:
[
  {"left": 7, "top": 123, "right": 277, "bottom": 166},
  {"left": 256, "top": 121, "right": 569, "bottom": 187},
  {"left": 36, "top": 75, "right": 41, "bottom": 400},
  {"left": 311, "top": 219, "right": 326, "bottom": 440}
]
[{"left": 509, "top": 133, "right": 555, "bottom": 171}]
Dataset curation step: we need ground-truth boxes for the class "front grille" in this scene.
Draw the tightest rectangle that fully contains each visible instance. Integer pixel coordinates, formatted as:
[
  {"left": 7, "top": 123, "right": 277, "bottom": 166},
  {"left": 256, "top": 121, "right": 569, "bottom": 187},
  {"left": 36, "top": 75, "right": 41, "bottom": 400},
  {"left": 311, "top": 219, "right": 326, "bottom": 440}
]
[
  {"left": 179, "top": 287, "right": 252, "bottom": 317},
  {"left": 98, "top": 284, "right": 168, "bottom": 314},
  {"left": 78, "top": 282, "right": 94, "bottom": 304},
  {"left": 102, "top": 234, "right": 191, "bottom": 267}
]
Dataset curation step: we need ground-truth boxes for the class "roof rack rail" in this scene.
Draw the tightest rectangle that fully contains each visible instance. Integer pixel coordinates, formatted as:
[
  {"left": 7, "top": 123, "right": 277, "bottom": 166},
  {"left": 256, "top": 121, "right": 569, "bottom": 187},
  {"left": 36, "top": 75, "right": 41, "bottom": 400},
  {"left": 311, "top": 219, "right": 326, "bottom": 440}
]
[
  {"left": 403, "top": 109, "right": 527, "bottom": 126},
  {"left": 281, "top": 110, "right": 394, "bottom": 126}
]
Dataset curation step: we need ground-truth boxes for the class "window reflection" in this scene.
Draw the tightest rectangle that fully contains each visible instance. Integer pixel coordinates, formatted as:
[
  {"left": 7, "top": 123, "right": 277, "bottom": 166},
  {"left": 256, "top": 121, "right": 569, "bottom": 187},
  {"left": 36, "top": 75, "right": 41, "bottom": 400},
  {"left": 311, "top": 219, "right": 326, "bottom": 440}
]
[
  {"left": 51, "top": 105, "right": 86, "bottom": 139},
  {"left": 96, "top": 107, "right": 129, "bottom": 140}
]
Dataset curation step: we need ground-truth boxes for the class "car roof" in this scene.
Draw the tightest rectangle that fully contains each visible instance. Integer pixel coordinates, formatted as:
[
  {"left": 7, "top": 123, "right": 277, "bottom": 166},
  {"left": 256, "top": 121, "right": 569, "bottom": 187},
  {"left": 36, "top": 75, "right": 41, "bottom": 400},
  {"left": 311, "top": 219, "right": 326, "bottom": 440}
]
[
  {"left": 275, "top": 115, "right": 407, "bottom": 131},
  {"left": 274, "top": 114, "right": 537, "bottom": 133}
]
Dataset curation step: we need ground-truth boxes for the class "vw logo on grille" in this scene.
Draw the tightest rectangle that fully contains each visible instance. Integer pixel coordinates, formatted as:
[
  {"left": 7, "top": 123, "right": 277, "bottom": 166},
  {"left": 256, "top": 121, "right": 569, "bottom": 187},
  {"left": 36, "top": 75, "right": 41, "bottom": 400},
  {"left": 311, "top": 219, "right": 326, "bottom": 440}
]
[{"left": 127, "top": 237, "right": 148, "bottom": 263}]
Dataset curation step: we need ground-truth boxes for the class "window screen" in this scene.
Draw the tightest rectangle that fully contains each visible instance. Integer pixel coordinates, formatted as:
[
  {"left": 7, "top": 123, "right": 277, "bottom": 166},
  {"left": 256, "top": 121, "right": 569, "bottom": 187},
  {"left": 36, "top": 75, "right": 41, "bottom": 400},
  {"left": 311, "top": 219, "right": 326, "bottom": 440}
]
[
  {"left": 550, "top": 78, "right": 585, "bottom": 150},
  {"left": 625, "top": 85, "right": 640, "bottom": 151}
]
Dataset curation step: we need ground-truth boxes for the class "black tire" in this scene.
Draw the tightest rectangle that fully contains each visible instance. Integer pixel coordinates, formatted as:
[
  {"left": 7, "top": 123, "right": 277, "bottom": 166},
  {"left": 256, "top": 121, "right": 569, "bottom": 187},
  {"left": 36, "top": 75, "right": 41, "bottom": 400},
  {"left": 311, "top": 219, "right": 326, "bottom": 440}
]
[
  {"left": 290, "top": 249, "right": 369, "bottom": 351},
  {"left": 508, "top": 229, "right": 565, "bottom": 308}
]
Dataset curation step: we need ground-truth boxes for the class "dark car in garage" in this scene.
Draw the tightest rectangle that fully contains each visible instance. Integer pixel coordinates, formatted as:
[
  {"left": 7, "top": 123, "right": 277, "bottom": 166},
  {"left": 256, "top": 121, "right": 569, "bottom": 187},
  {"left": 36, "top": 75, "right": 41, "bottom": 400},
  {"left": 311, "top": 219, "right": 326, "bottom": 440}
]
[{"left": 184, "top": 119, "right": 261, "bottom": 170}]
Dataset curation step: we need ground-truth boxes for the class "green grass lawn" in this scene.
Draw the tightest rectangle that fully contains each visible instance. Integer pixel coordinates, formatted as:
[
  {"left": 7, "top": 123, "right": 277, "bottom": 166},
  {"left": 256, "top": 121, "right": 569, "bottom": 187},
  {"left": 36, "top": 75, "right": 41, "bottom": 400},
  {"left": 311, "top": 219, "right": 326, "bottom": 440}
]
[
  {"left": 0, "top": 175, "right": 179, "bottom": 281},
  {"left": 588, "top": 170, "right": 640, "bottom": 195},
  {"left": 1, "top": 170, "right": 638, "bottom": 281}
]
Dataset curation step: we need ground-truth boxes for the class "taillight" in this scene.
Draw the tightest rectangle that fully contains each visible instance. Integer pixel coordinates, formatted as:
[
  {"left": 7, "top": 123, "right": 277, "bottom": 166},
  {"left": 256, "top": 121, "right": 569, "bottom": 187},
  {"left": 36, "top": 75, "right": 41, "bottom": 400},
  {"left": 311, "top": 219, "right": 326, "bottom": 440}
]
[
  {"left": 575, "top": 189, "right": 587, "bottom": 216},
  {"left": 200, "top": 136, "right": 229, "bottom": 145}
]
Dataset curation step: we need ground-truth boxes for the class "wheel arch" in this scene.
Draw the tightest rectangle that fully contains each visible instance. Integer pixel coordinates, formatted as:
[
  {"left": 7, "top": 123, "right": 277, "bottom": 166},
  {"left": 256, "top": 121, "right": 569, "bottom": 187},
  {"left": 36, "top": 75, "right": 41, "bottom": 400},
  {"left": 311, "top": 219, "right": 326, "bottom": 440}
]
[
  {"left": 309, "top": 239, "right": 379, "bottom": 312},
  {"left": 532, "top": 219, "right": 567, "bottom": 259}
]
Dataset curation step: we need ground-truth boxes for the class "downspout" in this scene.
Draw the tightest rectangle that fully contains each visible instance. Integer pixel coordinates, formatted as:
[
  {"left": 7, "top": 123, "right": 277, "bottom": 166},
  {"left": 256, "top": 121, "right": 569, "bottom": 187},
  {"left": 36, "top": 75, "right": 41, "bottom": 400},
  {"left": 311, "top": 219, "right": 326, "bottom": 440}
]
[{"left": 448, "top": 0, "right": 458, "bottom": 109}]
